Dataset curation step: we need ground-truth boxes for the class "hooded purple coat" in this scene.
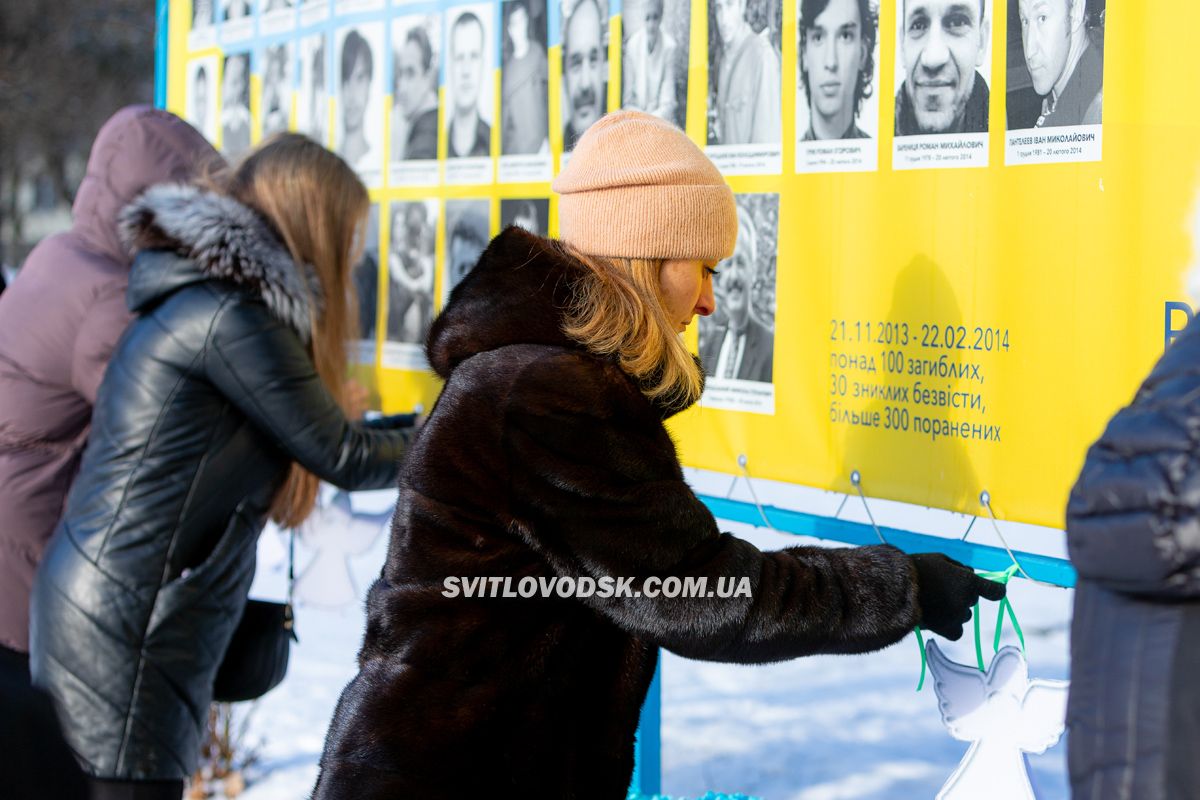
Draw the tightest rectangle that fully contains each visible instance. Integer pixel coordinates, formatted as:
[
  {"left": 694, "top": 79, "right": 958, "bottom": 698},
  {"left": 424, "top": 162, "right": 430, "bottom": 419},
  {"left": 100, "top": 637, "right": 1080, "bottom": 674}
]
[{"left": 0, "top": 106, "right": 218, "bottom": 653}]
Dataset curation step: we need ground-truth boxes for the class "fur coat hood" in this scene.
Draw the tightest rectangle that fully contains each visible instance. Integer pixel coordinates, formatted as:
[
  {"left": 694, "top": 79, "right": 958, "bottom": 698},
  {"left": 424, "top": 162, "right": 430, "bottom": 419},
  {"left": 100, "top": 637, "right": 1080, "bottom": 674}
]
[
  {"left": 428, "top": 226, "right": 702, "bottom": 418},
  {"left": 118, "top": 183, "right": 319, "bottom": 342}
]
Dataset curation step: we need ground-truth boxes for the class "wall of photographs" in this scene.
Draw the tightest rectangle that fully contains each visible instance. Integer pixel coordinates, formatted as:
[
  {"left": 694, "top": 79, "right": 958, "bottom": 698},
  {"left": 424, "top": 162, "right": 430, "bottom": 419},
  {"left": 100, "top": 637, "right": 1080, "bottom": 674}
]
[{"left": 168, "top": 1, "right": 1200, "bottom": 531}]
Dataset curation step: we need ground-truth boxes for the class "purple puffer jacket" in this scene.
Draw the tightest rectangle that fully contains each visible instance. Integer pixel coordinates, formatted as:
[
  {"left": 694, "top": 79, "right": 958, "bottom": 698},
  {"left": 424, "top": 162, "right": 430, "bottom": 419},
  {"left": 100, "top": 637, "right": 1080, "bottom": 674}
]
[{"left": 0, "top": 106, "right": 219, "bottom": 652}]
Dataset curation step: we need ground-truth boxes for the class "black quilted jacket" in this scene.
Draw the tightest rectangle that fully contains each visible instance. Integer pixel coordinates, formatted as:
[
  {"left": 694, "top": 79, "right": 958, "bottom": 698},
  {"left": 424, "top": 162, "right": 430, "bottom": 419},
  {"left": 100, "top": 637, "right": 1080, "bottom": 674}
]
[
  {"left": 29, "top": 184, "right": 410, "bottom": 781},
  {"left": 1067, "top": 314, "right": 1200, "bottom": 800}
]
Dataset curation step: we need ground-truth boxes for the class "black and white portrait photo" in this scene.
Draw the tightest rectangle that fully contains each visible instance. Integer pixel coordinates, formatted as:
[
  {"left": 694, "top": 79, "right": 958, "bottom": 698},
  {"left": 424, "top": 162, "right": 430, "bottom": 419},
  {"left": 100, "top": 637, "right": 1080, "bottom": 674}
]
[
  {"left": 621, "top": 0, "right": 689, "bottom": 130},
  {"left": 443, "top": 199, "right": 490, "bottom": 299},
  {"left": 795, "top": 0, "right": 879, "bottom": 171},
  {"left": 500, "top": 198, "right": 549, "bottom": 236},
  {"left": 221, "top": 0, "right": 255, "bottom": 42},
  {"left": 560, "top": 0, "right": 609, "bottom": 152},
  {"left": 892, "top": 0, "right": 992, "bottom": 168},
  {"left": 336, "top": 24, "right": 385, "bottom": 185},
  {"left": 193, "top": 0, "right": 215, "bottom": 29},
  {"left": 707, "top": 0, "right": 782, "bottom": 146},
  {"left": 390, "top": 16, "right": 441, "bottom": 164},
  {"left": 1005, "top": 0, "right": 1104, "bottom": 164},
  {"left": 260, "top": 43, "right": 292, "bottom": 139},
  {"left": 220, "top": 52, "right": 252, "bottom": 158},
  {"left": 299, "top": 33, "right": 328, "bottom": 146},
  {"left": 262, "top": 0, "right": 293, "bottom": 11},
  {"left": 698, "top": 193, "right": 778, "bottom": 414},
  {"left": 385, "top": 201, "right": 438, "bottom": 347},
  {"left": 501, "top": 0, "right": 550, "bottom": 155},
  {"left": 446, "top": 5, "right": 495, "bottom": 160},
  {"left": 352, "top": 203, "right": 381, "bottom": 346},
  {"left": 260, "top": 0, "right": 296, "bottom": 36},
  {"left": 186, "top": 56, "right": 219, "bottom": 143},
  {"left": 223, "top": 0, "right": 252, "bottom": 20},
  {"left": 894, "top": 0, "right": 991, "bottom": 136}
]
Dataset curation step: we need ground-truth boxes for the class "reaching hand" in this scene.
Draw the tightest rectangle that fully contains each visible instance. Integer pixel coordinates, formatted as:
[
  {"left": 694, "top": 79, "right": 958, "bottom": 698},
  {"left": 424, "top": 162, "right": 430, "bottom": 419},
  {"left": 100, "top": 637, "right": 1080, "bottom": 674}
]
[{"left": 910, "top": 553, "right": 1007, "bottom": 640}]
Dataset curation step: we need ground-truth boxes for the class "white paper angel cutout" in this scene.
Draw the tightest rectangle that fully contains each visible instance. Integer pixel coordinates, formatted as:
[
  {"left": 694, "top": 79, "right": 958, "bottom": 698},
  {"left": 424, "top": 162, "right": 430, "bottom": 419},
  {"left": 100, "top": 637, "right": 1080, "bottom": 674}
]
[
  {"left": 294, "top": 490, "right": 393, "bottom": 607},
  {"left": 926, "top": 640, "right": 1069, "bottom": 800}
]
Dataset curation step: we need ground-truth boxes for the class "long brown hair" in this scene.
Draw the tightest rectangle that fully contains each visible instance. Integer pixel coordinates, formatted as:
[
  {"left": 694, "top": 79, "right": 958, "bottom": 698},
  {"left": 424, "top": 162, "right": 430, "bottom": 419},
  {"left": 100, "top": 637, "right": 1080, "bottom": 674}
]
[
  {"left": 213, "top": 133, "right": 369, "bottom": 527},
  {"left": 560, "top": 242, "right": 704, "bottom": 409}
]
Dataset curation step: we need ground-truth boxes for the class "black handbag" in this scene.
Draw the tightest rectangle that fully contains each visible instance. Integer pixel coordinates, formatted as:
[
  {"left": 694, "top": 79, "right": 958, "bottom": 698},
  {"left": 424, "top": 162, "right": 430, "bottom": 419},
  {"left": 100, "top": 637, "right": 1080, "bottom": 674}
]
[{"left": 212, "top": 531, "right": 299, "bottom": 703}]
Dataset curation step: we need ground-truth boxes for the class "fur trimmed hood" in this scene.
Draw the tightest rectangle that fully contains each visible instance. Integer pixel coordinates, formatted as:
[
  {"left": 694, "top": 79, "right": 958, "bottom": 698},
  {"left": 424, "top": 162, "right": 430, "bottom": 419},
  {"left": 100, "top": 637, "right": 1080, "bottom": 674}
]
[{"left": 118, "top": 183, "right": 319, "bottom": 341}]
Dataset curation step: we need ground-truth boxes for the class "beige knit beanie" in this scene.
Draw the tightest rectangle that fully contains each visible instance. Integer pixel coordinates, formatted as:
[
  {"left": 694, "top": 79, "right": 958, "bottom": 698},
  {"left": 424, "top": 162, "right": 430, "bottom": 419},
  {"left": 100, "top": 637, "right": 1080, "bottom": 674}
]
[{"left": 551, "top": 110, "right": 738, "bottom": 262}]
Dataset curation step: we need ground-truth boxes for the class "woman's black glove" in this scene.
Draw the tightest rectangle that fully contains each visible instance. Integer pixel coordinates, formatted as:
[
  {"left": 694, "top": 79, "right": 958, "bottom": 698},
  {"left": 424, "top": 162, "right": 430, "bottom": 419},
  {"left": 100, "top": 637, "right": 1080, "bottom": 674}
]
[{"left": 910, "top": 553, "right": 1007, "bottom": 640}]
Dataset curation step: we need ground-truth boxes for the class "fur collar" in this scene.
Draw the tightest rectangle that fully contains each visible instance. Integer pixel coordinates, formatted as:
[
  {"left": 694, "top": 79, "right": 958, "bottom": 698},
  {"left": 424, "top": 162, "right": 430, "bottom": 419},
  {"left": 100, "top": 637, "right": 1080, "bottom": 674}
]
[
  {"left": 427, "top": 226, "right": 702, "bottom": 419},
  {"left": 118, "top": 183, "right": 319, "bottom": 341}
]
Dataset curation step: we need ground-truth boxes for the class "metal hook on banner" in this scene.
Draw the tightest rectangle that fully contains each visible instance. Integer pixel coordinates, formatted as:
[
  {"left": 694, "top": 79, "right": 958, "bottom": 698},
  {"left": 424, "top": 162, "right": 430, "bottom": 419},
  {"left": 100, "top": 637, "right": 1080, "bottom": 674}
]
[
  {"left": 978, "top": 491, "right": 1059, "bottom": 589},
  {"left": 735, "top": 454, "right": 781, "bottom": 535},
  {"left": 849, "top": 471, "right": 889, "bottom": 546}
]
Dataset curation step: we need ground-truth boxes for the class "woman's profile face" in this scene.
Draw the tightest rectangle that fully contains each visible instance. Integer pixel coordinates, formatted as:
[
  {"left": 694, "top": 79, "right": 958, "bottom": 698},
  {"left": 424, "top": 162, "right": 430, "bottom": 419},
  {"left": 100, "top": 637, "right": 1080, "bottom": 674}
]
[{"left": 658, "top": 259, "right": 717, "bottom": 332}]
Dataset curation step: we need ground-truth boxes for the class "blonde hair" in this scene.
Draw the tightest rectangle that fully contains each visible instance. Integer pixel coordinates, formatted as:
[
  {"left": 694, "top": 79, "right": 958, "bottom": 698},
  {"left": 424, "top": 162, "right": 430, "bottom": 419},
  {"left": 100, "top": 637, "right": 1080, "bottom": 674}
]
[
  {"left": 213, "top": 133, "right": 369, "bottom": 527},
  {"left": 559, "top": 242, "right": 704, "bottom": 409}
]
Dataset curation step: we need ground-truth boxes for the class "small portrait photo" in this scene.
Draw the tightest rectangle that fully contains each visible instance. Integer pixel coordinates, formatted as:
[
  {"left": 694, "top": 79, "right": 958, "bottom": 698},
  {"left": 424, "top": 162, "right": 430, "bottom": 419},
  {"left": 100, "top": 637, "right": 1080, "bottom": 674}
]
[
  {"left": 500, "top": 198, "right": 549, "bottom": 236},
  {"left": 186, "top": 56, "right": 219, "bottom": 142},
  {"left": 446, "top": 5, "right": 495, "bottom": 159},
  {"left": 299, "top": 33, "right": 328, "bottom": 146},
  {"left": 698, "top": 193, "right": 778, "bottom": 385},
  {"left": 444, "top": 199, "right": 491, "bottom": 297},
  {"left": 894, "top": 0, "right": 992, "bottom": 136},
  {"left": 260, "top": 42, "right": 293, "bottom": 139},
  {"left": 560, "top": 0, "right": 609, "bottom": 152},
  {"left": 501, "top": 0, "right": 550, "bottom": 155},
  {"left": 193, "top": 0, "right": 215, "bottom": 29},
  {"left": 706, "top": 0, "right": 782, "bottom": 145},
  {"left": 220, "top": 52, "right": 252, "bottom": 158},
  {"left": 621, "top": 0, "right": 689, "bottom": 130},
  {"left": 1006, "top": 0, "right": 1104, "bottom": 130},
  {"left": 223, "top": 0, "right": 253, "bottom": 20},
  {"left": 336, "top": 23, "right": 385, "bottom": 178},
  {"left": 262, "top": 0, "right": 293, "bottom": 10},
  {"left": 385, "top": 201, "right": 439, "bottom": 345},
  {"left": 797, "top": 0, "right": 879, "bottom": 140},
  {"left": 352, "top": 204, "right": 382, "bottom": 341},
  {"left": 391, "top": 16, "right": 441, "bottom": 164}
]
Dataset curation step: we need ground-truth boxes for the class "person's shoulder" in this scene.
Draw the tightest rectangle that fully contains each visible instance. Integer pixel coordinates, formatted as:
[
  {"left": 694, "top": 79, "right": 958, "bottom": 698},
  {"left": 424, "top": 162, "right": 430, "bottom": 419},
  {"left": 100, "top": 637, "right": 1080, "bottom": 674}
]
[{"left": 501, "top": 346, "right": 638, "bottom": 419}]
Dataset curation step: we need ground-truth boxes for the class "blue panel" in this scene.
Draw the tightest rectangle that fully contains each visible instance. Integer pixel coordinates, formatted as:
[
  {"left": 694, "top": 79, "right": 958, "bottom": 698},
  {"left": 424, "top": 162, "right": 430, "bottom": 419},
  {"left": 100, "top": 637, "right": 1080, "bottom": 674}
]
[
  {"left": 630, "top": 660, "right": 662, "bottom": 795},
  {"left": 155, "top": 0, "right": 170, "bottom": 109},
  {"left": 698, "top": 495, "right": 1076, "bottom": 588}
]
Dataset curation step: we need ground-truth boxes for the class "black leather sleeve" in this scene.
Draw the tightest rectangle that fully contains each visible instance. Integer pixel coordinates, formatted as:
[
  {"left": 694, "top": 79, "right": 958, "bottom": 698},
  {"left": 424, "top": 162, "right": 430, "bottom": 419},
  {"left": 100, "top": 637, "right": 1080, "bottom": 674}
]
[{"left": 205, "top": 297, "right": 408, "bottom": 490}]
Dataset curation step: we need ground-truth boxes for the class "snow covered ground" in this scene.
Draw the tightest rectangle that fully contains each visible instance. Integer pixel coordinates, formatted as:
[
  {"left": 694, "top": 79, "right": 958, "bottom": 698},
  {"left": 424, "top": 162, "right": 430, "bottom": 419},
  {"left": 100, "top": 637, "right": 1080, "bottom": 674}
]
[{"left": 235, "top": 483, "right": 1073, "bottom": 800}]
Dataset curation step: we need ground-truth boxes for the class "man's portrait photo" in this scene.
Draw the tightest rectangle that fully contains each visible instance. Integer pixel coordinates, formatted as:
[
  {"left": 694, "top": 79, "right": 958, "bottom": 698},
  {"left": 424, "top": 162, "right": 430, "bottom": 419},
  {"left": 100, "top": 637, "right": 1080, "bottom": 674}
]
[
  {"left": 446, "top": 5, "right": 494, "bottom": 159},
  {"left": 337, "top": 25, "right": 384, "bottom": 175},
  {"left": 261, "top": 43, "right": 292, "bottom": 139},
  {"left": 352, "top": 204, "right": 381, "bottom": 341},
  {"left": 894, "top": 0, "right": 991, "bottom": 136},
  {"left": 300, "top": 34, "right": 328, "bottom": 146},
  {"left": 193, "top": 0, "right": 214, "bottom": 29},
  {"left": 223, "top": 0, "right": 252, "bottom": 21},
  {"left": 444, "top": 199, "right": 490, "bottom": 296},
  {"left": 500, "top": 198, "right": 549, "bottom": 236},
  {"left": 502, "top": 0, "right": 550, "bottom": 155},
  {"left": 798, "top": 0, "right": 878, "bottom": 140},
  {"left": 186, "top": 57, "right": 217, "bottom": 142},
  {"left": 220, "top": 53, "right": 252, "bottom": 158},
  {"left": 386, "top": 201, "right": 437, "bottom": 345},
  {"left": 698, "top": 195, "right": 777, "bottom": 384},
  {"left": 561, "top": 0, "right": 609, "bottom": 152},
  {"left": 707, "top": 0, "right": 782, "bottom": 146},
  {"left": 621, "top": 0, "right": 689, "bottom": 130},
  {"left": 1006, "top": 0, "right": 1103, "bottom": 129},
  {"left": 391, "top": 16, "right": 441, "bottom": 163}
]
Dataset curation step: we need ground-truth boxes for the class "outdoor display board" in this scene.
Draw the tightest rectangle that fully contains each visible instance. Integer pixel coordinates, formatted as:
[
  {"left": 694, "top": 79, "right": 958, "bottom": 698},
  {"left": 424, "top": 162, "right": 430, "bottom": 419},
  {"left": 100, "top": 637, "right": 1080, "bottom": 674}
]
[{"left": 163, "top": 0, "right": 1200, "bottom": 531}]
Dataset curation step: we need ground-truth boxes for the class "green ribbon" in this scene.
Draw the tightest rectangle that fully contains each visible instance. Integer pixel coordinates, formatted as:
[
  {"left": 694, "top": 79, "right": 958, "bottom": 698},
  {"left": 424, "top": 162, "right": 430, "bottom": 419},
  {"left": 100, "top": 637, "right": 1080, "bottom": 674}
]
[{"left": 916, "top": 564, "right": 1023, "bottom": 690}]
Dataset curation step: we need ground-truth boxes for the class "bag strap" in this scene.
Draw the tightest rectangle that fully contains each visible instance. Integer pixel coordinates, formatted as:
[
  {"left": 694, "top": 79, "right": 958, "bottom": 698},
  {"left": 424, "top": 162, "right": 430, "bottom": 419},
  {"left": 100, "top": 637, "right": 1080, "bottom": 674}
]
[{"left": 284, "top": 529, "right": 298, "bottom": 641}]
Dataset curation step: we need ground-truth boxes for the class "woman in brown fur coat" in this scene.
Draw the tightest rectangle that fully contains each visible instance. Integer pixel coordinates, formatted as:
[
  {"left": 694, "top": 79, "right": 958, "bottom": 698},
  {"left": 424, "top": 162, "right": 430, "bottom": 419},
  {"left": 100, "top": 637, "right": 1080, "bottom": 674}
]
[{"left": 314, "top": 110, "right": 1003, "bottom": 799}]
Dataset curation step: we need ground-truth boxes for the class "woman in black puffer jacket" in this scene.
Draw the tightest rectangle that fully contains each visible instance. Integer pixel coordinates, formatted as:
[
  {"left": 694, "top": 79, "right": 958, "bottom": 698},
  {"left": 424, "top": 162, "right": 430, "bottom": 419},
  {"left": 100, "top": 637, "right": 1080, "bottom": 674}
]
[
  {"left": 1067, "top": 311, "right": 1200, "bottom": 800},
  {"left": 30, "top": 134, "right": 412, "bottom": 799}
]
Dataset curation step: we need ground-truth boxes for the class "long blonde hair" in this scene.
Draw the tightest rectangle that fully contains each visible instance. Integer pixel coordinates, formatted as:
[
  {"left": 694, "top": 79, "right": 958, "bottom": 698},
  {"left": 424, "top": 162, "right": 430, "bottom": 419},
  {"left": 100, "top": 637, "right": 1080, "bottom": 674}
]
[
  {"left": 560, "top": 242, "right": 704, "bottom": 409},
  {"left": 217, "top": 133, "right": 369, "bottom": 527}
]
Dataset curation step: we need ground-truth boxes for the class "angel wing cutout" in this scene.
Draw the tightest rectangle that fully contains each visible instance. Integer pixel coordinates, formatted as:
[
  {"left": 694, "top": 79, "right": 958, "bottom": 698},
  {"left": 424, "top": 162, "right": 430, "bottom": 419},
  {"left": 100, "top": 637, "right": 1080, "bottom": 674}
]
[
  {"left": 928, "top": 641, "right": 1069, "bottom": 800},
  {"left": 294, "top": 490, "right": 393, "bottom": 607}
]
